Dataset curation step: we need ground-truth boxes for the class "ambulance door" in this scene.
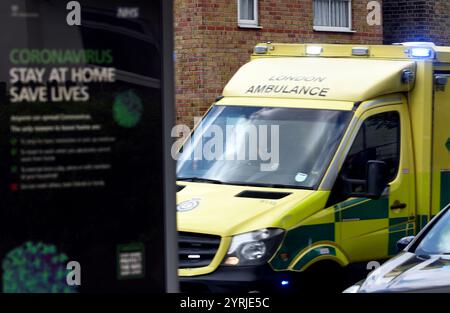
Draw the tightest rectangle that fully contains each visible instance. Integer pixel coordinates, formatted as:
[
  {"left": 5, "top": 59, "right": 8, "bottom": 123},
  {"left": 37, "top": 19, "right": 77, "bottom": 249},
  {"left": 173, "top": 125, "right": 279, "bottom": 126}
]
[
  {"left": 335, "top": 105, "right": 416, "bottom": 263},
  {"left": 431, "top": 73, "right": 450, "bottom": 215}
]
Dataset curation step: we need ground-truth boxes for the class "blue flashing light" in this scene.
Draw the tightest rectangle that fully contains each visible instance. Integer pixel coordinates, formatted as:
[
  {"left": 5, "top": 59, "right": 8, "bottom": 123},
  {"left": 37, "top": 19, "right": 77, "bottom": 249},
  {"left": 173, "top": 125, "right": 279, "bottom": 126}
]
[
  {"left": 410, "top": 47, "right": 433, "bottom": 58},
  {"left": 281, "top": 280, "right": 289, "bottom": 286}
]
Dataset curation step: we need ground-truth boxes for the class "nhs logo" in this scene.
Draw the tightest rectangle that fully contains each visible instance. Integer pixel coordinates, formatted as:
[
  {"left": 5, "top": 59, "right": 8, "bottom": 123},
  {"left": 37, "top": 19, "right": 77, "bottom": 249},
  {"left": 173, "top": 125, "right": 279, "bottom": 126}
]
[{"left": 117, "top": 7, "right": 140, "bottom": 19}]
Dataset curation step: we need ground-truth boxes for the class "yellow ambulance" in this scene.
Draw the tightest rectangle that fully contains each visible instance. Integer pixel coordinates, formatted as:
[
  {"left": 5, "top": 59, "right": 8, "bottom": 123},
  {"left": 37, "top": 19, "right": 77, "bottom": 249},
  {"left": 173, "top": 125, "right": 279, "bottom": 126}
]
[{"left": 176, "top": 42, "right": 450, "bottom": 292}]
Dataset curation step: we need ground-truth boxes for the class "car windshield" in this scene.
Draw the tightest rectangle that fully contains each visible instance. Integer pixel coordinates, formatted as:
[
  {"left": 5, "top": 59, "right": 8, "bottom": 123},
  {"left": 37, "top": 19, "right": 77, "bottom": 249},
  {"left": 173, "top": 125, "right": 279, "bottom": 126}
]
[
  {"left": 176, "top": 105, "right": 352, "bottom": 189},
  {"left": 415, "top": 209, "right": 450, "bottom": 255}
]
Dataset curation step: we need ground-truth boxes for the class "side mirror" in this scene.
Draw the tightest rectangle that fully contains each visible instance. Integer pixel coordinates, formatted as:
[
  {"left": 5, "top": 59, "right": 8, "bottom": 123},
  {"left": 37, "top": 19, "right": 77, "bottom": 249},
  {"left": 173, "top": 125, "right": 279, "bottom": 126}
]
[
  {"left": 341, "top": 160, "right": 388, "bottom": 199},
  {"left": 396, "top": 236, "right": 415, "bottom": 252},
  {"left": 366, "top": 160, "right": 388, "bottom": 198}
]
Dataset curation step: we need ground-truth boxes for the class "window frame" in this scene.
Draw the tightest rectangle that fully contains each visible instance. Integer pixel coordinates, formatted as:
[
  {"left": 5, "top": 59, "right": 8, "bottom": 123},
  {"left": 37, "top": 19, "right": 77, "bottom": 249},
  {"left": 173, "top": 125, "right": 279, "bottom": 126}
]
[
  {"left": 313, "top": 0, "right": 354, "bottom": 33},
  {"left": 237, "top": 0, "right": 260, "bottom": 29}
]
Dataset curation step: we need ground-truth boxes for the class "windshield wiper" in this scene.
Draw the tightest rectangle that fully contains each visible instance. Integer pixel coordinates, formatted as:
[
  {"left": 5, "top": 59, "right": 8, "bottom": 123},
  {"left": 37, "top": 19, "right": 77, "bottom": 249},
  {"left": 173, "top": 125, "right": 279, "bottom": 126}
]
[
  {"left": 177, "top": 177, "right": 224, "bottom": 184},
  {"left": 229, "top": 182, "right": 290, "bottom": 188},
  {"left": 177, "top": 178, "right": 313, "bottom": 189},
  {"left": 226, "top": 181, "right": 313, "bottom": 189}
]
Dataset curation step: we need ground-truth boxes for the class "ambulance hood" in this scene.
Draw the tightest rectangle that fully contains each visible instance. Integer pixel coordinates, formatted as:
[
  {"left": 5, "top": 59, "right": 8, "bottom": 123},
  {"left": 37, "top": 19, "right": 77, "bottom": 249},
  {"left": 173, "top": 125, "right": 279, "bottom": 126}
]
[
  {"left": 223, "top": 57, "right": 416, "bottom": 102},
  {"left": 176, "top": 182, "right": 314, "bottom": 236}
]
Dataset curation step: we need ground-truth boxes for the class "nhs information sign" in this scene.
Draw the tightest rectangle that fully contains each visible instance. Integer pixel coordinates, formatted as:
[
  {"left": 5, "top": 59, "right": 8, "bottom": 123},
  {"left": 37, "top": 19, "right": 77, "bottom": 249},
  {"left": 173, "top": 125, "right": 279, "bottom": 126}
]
[{"left": 0, "top": 0, "right": 177, "bottom": 292}]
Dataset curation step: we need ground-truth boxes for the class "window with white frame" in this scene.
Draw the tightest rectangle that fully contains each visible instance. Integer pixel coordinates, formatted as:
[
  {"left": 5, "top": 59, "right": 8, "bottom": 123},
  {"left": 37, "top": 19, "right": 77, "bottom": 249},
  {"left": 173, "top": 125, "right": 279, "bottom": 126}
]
[
  {"left": 238, "top": 0, "right": 259, "bottom": 28},
  {"left": 313, "top": 0, "right": 352, "bottom": 32}
]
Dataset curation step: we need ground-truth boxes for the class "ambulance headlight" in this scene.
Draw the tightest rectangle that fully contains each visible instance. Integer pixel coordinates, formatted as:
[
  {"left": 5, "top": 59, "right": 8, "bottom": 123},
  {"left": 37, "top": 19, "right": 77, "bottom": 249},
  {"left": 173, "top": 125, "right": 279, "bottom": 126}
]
[{"left": 222, "top": 228, "right": 284, "bottom": 266}]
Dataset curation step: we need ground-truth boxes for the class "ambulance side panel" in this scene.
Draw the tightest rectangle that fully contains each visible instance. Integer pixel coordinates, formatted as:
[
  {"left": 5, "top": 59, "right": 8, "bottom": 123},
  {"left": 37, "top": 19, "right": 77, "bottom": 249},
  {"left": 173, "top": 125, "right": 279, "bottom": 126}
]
[{"left": 408, "top": 61, "right": 435, "bottom": 229}]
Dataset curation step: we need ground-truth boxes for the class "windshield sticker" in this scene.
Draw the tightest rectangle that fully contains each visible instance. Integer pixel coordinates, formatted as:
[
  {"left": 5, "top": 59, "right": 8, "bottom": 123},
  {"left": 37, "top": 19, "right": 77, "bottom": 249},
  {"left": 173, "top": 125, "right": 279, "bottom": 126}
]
[{"left": 295, "top": 172, "right": 308, "bottom": 183}]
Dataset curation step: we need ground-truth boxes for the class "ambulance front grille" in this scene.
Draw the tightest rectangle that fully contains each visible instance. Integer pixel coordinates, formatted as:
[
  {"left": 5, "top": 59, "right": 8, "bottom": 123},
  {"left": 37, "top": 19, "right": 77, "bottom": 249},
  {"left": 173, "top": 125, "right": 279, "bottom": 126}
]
[{"left": 178, "top": 232, "right": 221, "bottom": 268}]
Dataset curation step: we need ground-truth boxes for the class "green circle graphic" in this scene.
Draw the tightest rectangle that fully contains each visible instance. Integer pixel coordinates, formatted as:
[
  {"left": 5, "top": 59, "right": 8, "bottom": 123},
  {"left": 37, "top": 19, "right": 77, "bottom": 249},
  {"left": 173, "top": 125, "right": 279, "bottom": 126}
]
[
  {"left": 113, "top": 90, "right": 143, "bottom": 128},
  {"left": 2, "top": 241, "right": 76, "bottom": 293}
]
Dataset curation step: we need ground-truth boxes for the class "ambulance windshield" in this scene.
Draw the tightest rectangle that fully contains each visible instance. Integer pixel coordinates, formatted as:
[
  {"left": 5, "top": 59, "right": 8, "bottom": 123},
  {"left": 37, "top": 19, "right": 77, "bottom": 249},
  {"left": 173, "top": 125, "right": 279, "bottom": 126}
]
[{"left": 176, "top": 105, "right": 352, "bottom": 189}]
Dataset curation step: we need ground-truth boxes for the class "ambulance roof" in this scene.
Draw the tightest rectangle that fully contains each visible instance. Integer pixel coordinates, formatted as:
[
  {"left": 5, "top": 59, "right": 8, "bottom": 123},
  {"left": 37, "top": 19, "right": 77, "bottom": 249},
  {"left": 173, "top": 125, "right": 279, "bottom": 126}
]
[{"left": 222, "top": 43, "right": 450, "bottom": 102}]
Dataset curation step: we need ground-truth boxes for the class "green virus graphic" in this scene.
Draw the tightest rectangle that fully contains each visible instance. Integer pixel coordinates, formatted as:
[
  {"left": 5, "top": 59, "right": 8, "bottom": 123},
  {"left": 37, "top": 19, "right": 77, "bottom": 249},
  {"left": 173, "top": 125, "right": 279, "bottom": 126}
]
[
  {"left": 113, "top": 90, "right": 143, "bottom": 128},
  {"left": 2, "top": 241, "right": 76, "bottom": 293},
  {"left": 446, "top": 138, "right": 450, "bottom": 151}
]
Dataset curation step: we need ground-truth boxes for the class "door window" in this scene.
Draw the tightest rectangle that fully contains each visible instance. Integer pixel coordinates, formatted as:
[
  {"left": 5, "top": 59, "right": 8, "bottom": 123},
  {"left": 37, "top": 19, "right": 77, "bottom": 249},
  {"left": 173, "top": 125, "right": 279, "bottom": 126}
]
[{"left": 343, "top": 111, "right": 400, "bottom": 182}]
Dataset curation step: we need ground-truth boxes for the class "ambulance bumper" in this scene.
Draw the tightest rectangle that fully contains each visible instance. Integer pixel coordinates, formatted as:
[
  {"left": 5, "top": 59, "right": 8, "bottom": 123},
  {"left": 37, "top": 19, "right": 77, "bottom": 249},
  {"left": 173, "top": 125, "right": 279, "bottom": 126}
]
[{"left": 179, "top": 264, "right": 294, "bottom": 293}]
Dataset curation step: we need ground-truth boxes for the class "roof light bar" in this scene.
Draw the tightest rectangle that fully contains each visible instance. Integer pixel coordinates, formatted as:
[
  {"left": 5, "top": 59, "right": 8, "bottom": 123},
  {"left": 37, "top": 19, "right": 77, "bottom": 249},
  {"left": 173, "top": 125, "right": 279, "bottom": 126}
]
[
  {"left": 306, "top": 46, "right": 323, "bottom": 56},
  {"left": 410, "top": 47, "right": 433, "bottom": 58},
  {"left": 407, "top": 47, "right": 435, "bottom": 59},
  {"left": 254, "top": 45, "right": 268, "bottom": 54},
  {"left": 352, "top": 47, "right": 369, "bottom": 56},
  {"left": 397, "top": 42, "right": 436, "bottom": 59}
]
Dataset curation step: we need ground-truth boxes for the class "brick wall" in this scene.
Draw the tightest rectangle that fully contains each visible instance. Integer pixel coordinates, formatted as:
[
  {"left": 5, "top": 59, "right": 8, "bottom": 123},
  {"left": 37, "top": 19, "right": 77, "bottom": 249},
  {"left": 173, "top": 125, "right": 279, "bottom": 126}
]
[
  {"left": 383, "top": 0, "right": 450, "bottom": 45},
  {"left": 174, "top": 0, "right": 383, "bottom": 126},
  {"left": 430, "top": 0, "right": 450, "bottom": 46}
]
